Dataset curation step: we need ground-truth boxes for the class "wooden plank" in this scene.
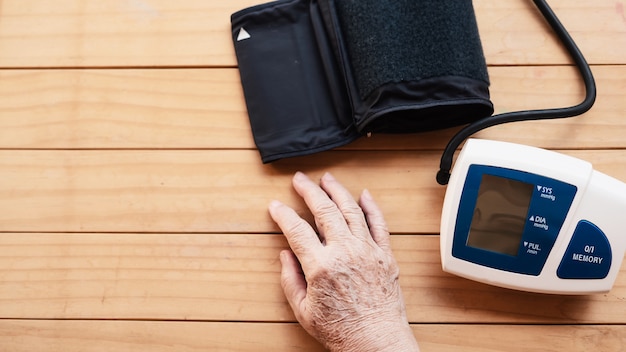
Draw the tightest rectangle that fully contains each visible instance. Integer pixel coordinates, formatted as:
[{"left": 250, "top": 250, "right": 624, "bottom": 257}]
[
  {"left": 0, "top": 320, "right": 624, "bottom": 352},
  {"left": 0, "top": 66, "right": 625, "bottom": 150},
  {"left": 0, "top": 69, "right": 253, "bottom": 149},
  {"left": 0, "top": 0, "right": 245, "bottom": 67},
  {"left": 1, "top": 149, "right": 625, "bottom": 234},
  {"left": 0, "top": 0, "right": 623, "bottom": 67},
  {"left": 417, "top": 324, "right": 626, "bottom": 352},
  {"left": 474, "top": 0, "right": 626, "bottom": 65},
  {"left": 0, "top": 234, "right": 624, "bottom": 323},
  {"left": 0, "top": 321, "right": 323, "bottom": 352},
  {"left": 0, "top": 150, "right": 443, "bottom": 233}
]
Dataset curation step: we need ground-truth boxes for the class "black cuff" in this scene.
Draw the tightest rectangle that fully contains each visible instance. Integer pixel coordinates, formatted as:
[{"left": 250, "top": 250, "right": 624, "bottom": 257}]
[{"left": 231, "top": 0, "right": 493, "bottom": 162}]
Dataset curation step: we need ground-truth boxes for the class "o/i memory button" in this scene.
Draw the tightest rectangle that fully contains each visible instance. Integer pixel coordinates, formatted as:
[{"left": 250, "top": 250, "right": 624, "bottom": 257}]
[{"left": 557, "top": 220, "right": 612, "bottom": 280}]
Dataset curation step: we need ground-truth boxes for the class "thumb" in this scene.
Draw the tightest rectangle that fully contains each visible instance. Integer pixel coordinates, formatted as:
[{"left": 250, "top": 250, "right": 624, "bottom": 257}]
[{"left": 279, "top": 250, "right": 308, "bottom": 320}]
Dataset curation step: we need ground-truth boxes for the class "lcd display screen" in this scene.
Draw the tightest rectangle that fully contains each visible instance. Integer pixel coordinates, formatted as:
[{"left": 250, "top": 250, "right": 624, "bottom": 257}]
[{"left": 466, "top": 174, "right": 534, "bottom": 256}]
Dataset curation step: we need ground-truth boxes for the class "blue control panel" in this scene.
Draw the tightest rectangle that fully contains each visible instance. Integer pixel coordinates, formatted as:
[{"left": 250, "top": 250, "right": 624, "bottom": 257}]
[{"left": 452, "top": 165, "right": 578, "bottom": 275}]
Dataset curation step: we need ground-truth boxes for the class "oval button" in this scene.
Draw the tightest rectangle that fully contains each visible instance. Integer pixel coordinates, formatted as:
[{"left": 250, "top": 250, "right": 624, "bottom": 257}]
[{"left": 557, "top": 220, "right": 612, "bottom": 279}]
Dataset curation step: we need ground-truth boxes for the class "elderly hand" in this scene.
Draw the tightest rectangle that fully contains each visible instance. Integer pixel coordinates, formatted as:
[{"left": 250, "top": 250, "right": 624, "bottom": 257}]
[{"left": 269, "top": 172, "right": 420, "bottom": 352}]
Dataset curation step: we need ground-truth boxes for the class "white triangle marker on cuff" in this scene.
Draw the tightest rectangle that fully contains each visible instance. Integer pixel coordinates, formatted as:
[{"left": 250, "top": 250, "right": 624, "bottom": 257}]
[{"left": 237, "top": 28, "right": 251, "bottom": 41}]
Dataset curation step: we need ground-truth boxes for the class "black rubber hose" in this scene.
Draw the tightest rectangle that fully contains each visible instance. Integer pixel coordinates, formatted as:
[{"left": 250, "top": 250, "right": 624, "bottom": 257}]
[{"left": 436, "top": 0, "right": 596, "bottom": 185}]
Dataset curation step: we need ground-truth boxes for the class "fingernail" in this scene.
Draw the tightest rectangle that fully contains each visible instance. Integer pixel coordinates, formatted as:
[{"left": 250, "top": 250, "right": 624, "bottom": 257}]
[
  {"left": 293, "top": 171, "right": 307, "bottom": 182},
  {"left": 362, "top": 189, "right": 373, "bottom": 201},
  {"left": 279, "top": 250, "right": 286, "bottom": 263},
  {"left": 322, "top": 172, "right": 336, "bottom": 182},
  {"left": 269, "top": 200, "right": 283, "bottom": 212}
]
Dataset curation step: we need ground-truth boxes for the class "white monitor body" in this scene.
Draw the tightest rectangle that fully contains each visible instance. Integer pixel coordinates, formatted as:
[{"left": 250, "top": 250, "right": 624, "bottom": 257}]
[{"left": 440, "top": 139, "right": 626, "bottom": 294}]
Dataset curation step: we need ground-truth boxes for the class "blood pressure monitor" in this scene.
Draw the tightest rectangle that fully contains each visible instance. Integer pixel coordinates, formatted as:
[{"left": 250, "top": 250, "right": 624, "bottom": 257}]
[{"left": 440, "top": 139, "right": 626, "bottom": 294}]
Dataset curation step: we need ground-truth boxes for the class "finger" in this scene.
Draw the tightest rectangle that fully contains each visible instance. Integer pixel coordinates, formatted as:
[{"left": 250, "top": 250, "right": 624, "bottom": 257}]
[
  {"left": 359, "top": 189, "right": 392, "bottom": 253},
  {"left": 319, "top": 172, "right": 371, "bottom": 239},
  {"left": 313, "top": 217, "right": 327, "bottom": 245},
  {"left": 269, "top": 200, "right": 322, "bottom": 270},
  {"left": 291, "top": 172, "right": 351, "bottom": 242},
  {"left": 279, "top": 250, "right": 308, "bottom": 323}
]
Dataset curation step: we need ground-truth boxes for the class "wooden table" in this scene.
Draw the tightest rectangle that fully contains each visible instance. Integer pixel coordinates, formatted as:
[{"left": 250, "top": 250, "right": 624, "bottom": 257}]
[{"left": 0, "top": 0, "right": 625, "bottom": 350}]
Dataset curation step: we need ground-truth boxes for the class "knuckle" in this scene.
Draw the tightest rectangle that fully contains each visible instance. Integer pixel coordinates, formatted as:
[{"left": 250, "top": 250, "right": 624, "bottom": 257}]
[
  {"left": 312, "top": 201, "right": 340, "bottom": 219},
  {"left": 283, "top": 221, "right": 314, "bottom": 252},
  {"left": 370, "top": 222, "right": 389, "bottom": 235},
  {"left": 280, "top": 272, "right": 297, "bottom": 292},
  {"left": 340, "top": 202, "right": 369, "bottom": 233},
  {"left": 340, "top": 201, "right": 364, "bottom": 219},
  {"left": 283, "top": 217, "right": 311, "bottom": 236}
]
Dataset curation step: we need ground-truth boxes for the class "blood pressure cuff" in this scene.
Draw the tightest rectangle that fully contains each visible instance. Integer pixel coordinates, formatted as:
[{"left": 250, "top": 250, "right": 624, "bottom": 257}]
[{"left": 231, "top": 0, "right": 494, "bottom": 163}]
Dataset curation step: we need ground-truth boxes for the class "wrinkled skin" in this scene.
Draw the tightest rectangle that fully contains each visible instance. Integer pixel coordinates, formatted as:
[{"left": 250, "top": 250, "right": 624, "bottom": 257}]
[{"left": 269, "top": 172, "right": 420, "bottom": 352}]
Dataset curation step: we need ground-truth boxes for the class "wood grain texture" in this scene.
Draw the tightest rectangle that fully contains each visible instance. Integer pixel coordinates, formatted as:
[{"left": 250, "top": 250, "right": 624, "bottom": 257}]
[
  {"left": 1, "top": 0, "right": 625, "bottom": 349},
  {"left": 0, "top": 150, "right": 625, "bottom": 234},
  {"left": 0, "top": 65, "right": 624, "bottom": 150},
  {"left": 0, "top": 320, "right": 624, "bottom": 352},
  {"left": 0, "top": 234, "right": 624, "bottom": 323},
  {"left": 0, "top": 0, "right": 624, "bottom": 67}
]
